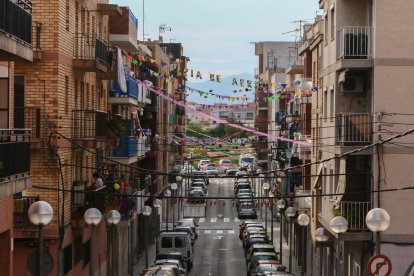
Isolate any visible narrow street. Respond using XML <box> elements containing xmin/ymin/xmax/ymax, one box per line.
<box><xmin>190</xmin><ymin>177</ymin><xmax>246</xmax><ymax>276</ymax></box>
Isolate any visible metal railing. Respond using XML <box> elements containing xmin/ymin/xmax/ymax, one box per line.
<box><xmin>73</xmin><ymin>33</ymin><xmax>109</xmax><ymax>63</ymax></box>
<box><xmin>0</xmin><ymin>0</ymin><xmax>32</xmax><ymax>45</ymax></box>
<box><xmin>72</xmin><ymin>183</ymin><xmax>117</xmax><ymax>214</ymax></box>
<box><xmin>340</xmin><ymin>201</ymin><xmax>371</xmax><ymax>231</ymax></box>
<box><xmin>72</xmin><ymin>110</ymin><xmax>108</xmax><ymax>139</ymax></box>
<box><xmin>14</xmin><ymin>107</ymin><xmax>42</xmax><ymax>139</ymax></box>
<box><xmin>338</xmin><ymin>26</ymin><xmax>372</xmax><ymax>60</ymax></box>
<box><xmin>337</xmin><ymin>113</ymin><xmax>372</xmax><ymax>145</ymax></box>
<box><xmin>0</xmin><ymin>129</ymin><xmax>30</xmax><ymax>178</ymax></box>
<box><xmin>13</xmin><ymin>195</ymin><xmax>38</xmax><ymax>229</ymax></box>
<box><xmin>112</xmin><ymin>136</ymin><xmax>138</xmax><ymax>157</ymax></box>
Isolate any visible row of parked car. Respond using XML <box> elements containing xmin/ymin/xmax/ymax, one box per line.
<box><xmin>188</xmin><ymin>171</ymin><xmax>209</xmax><ymax>203</ymax></box>
<box><xmin>234</xmin><ymin>178</ymin><xmax>257</xmax><ymax>219</ymax></box>
<box><xmin>142</xmin><ymin>218</ymin><xmax>199</xmax><ymax>275</ymax></box>
<box><xmin>239</xmin><ymin>221</ymin><xmax>290</xmax><ymax>276</ymax></box>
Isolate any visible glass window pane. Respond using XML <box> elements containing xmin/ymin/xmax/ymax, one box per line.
<box><xmin>0</xmin><ymin>79</ymin><xmax>9</xmax><ymax>109</ymax></box>
<box><xmin>174</xmin><ymin>237</ymin><xmax>186</xmax><ymax>248</ymax></box>
<box><xmin>161</xmin><ymin>237</ymin><xmax>173</xmax><ymax>248</ymax></box>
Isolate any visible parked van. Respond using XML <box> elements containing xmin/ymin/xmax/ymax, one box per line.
<box><xmin>159</xmin><ymin>232</ymin><xmax>193</xmax><ymax>270</ymax></box>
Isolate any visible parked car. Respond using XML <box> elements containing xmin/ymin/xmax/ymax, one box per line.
<box><xmin>153</xmin><ymin>259</ymin><xmax>187</xmax><ymax>275</ymax></box>
<box><xmin>236</xmin><ymin>170</ymin><xmax>248</xmax><ymax>177</ymax></box>
<box><xmin>218</xmin><ymin>159</ymin><xmax>232</xmax><ymax>173</ymax></box>
<box><xmin>225</xmin><ymin>168</ymin><xmax>239</xmax><ymax>176</ymax></box>
<box><xmin>142</xmin><ymin>265</ymin><xmax>178</xmax><ymax>276</ymax></box>
<box><xmin>243</xmin><ymin>236</ymin><xmax>270</xmax><ymax>252</ymax></box>
<box><xmin>239</xmin><ymin>221</ymin><xmax>263</xmax><ymax>239</ymax></box>
<box><xmin>197</xmin><ymin>159</ymin><xmax>211</xmax><ymax>170</ymax></box>
<box><xmin>250</xmin><ymin>261</ymin><xmax>287</xmax><ymax>276</ymax></box>
<box><xmin>190</xmin><ymin>182</ymin><xmax>207</xmax><ymax>193</ymax></box>
<box><xmin>156</xmin><ymin>252</ymin><xmax>187</xmax><ymax>270</ymax></box>
<box><xmin>176</xmin><ymin>218</ymin><xmax>199</xmax><ymax>239</ymax></box>
<box><xmin>238</xmin><ymin>202</ymin><xmax>258</xmax><ymax>219</ymax></box>
<box><xmin>246</xmin><ymin>244</ymin><xmax>277</xmax><ymax>264</ymax></box>
<box><xmin>158</xmin><ymin>232</ymin><xmax>193</xmax><ymax>269</ymax></box>
<box><xmin>174</xmin><ymin>227</ymin><xmax>195</xmax><ymax>245</ymax></box>
<box><xmin>205</xmin><ymin>165</ymin><xmax>219</xmax><ymax>176</ymax></box>
<box><xmin>188</xmin><ymin>190</ymin><xmax>206</xmax><ymax>203</ymax></box>
<box><xmin>247</xmin><ymin>252</ymin><xmax>279</xmax><ymax>273</ymax></box>
<box><xmin>192</xmin><ymin>171</ymin><xmax>209</xmax><ymax>185</ymax></box>
<box><xmin>235</xmin><ymin>183</ymin><xmax>253</xmax><ymax>194</ymax></box>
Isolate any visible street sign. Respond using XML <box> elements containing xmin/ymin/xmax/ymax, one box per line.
<box><xmin>368</xmin><ymin>254</ymin><xmax>392</xmax><ymax>276</ymax></box>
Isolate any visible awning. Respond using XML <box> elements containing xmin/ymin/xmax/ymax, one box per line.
<box><xmin>333</xmin><ymin>158</ymin><xmax>347</xmax><ymax>206</ymax></box>
<box><xmin>137</xmin><ymin>43</ymin><xmax>153</xmax><ymax>56</ymax></box>
<box><xmin>312</xmin><ymin>163</ymin><xmax>324</xmax><ymax>189</ymax></box>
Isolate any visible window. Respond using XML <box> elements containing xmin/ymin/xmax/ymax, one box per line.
<box><xmin>330</xmin><ymin>7</ymin><xmax>335</xmax><ymax>40</ymax></box>
<box><xmin>246</xmin><ymin>112</ymin><xmax>254</xmax><ymax>119</ymax></box>
<box><xmin>65</xmin><ymin>0</ymin><xmax>70</xmax><ymax>31</ymax></box>
<box><xmin>175</xmin><ymin>237</ymin><xmax>186</xmax><ymax>248</ymax></box>
<box><xmin>0</xmin><ymin>79</ymin><xmax>9</xmax><ymax>128</ymax></box>
<box><xmin>324</xmin><ymin>14</ymin><xmax>328</xmax><ymax>44</ymax></box>
<box><xmin>65</xmin><ymin>76</ymin><xmax>69</xmax><ymax>114</ymax></box>
<box><xmin>74</xmin><ymin>236</ymin><xmax>82</xmax><ymax>264</ymax></box>
<box><xmin>161</xmin><ymin>237</ymin><xmax>173</xmax><ymax>248</ymax></box>
<box><xmin>323</xmin><ymin>89</ymin><xmax>327</xmax><ymax>121</ymax></box>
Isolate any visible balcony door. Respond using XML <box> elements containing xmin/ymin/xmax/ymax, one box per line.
<box><xmin>0</xmin><ymin>78</ymin><xmax>8</xmax><ymax>128</ymax></box>
<box><xmin>13</xmin><ymin>75</ymin><xmax>25</xmax><ymax>129</ymax></box>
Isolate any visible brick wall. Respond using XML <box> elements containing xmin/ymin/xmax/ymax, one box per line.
<box><xmin>0</xmin><ymin>196</ymin><xmax>13</xmax><ymax>276</ymax></box>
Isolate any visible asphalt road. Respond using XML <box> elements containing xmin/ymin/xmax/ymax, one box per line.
<box><xmin>189</xmin><ymin>177</ymin><xmax>247</xmax><ymax>276</ymax></box>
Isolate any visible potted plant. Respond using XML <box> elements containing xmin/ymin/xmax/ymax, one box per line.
<box><xmin>106</xmin><ymin>117</ymin><xmax>126</xmax><ymax>144</ymax></box>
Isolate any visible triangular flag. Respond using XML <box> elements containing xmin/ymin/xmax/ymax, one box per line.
<box><xmin>230</xmin><ymin>97</ymin><xmax>235</xmax><ymax>102</ymax></box>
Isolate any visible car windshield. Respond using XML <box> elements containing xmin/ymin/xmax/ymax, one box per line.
<box><xmin>241</xmin><ymin>157</ymin><xmax>254</xmax><ymax>164</ymax></box>
<box><xmin>206</xmin><ymin>166</ymin><xmax>216</xmax><ymax>170</ymax></box>
<box><xmin>256</xmin><ymin>255</ymin><xmax>277</xmax><ymax>261</ymax></box>
<box><xmin>221</xmin><ymin>160</ymin><xmax>231</xmax><ymax>164</ymax></box>
<box><xmin>240</xmin><ymin>203</ymin><xmax>255</xmax><ymax>209</ymax></box>
<box><xmin>177</xmin><ymin>221</ymin><xmax>193</xmax><ymax>227</ymax></box>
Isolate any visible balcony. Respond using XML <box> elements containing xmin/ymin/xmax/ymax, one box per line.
<box><xmin>13</xmin><ymin>195</ymin><xmax>38</xmax><ymax>231</ymax></box>
<box><xmin>72</xmin><ymin>183</ymin><xmax>119</xmax><ymax>223</ymax></box>
<box><xmin>0</xmin><ymin>129</ymin><xmax>32</xmax><ymax>197</ymax></box>
<box><xmin>108</xmin><ymin>7</ymin><xmax>138</xmax><ymax>52</ymax></box>
<box><xmin>109</xmin><ymin>76</ymin><xmax>139</xmax><ymax>105</ymax></box>
<box><xmin>336</xmin><ymin>26</ymin><xmax>373</xmax><ymax>70</ymax></box>
<box><xmin>73</xmin><ymin>34</ymin><xmax>111</xmax><ymax>72</ymax></box>
<box><xmin>337</xmin><ymin>113</ymin><xmax>372</xmax><ymax>146</ymax></box>
<box><xmin>14</xmin><ymin>106</ymin><xmax>42</xmax><ymax>148</ymax></box>
<box><xmin>0</xmin><ymin>0</ymin><xmax>33</xmax><ymax>61</ymax></box>
<box><xmin>111</xmin><ymin>136</ymin><xmax>138</xmax><ymax>164</ymax></box>
<box><xmin>72</xmin><ymin>110</ymin><xmax>108</xmax><ymax>148</ymax></box>
<box><xmin>294</xmin><ymin>189</ymin><xmax>311</xmax><ymax>210</ymax></box>
<box><xmin>138</xmin><ymin>83</ymin><xmax>152</xmax><ymax>105</ymax></box>
<box><xmin>340</xmin><ymin>201</ymin><xmax>371</xmax><ymax>231</ymax></box>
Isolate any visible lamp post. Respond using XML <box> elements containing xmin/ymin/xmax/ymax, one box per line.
<box><xmin>365</xmin><ymin>208</ymin><xmax>390</xmax><ymax>255</ymax></box>
<box><xmin>84</xmin><ymin>208</ymin><xmax>103</xmax><ymax>276</ymax></box>
<box><xmin>153</xmin><ymin>199</ymin><xmax>162</xmax><ymax>257</ymax></box>
<box><xmin>259</xmin><ymin>174</ymin><xmax>265</xmax><ymax>218</ymax></box>
<box><xmin>142</xmin><ymin>206</ymin><xmax>152</xmax><ymax>268</ymax></box>
<box><xmin>176</xmin><ymin>176</ymin><xmax>183</xmax><ymax>220</ymax></box>
<box><xmin>285</xmin><ymin>206</ymin><xmax>297</xmax><ymax>273</ymax></box>
<box><xmin>164</xmin><ymin>190</ymin><xmax>171</xmax><ymax>231</ymax></box>
<box><xmin>170</xmin><ymin>183</ymin><xmax>178</xmax><ymax>229</ymax></box>
<box><xmin>106</xmin><ymin>210</ymin><xmax>121</xmax><ymax>276</ymax></box>
<box><xmin>263</xmin><ymin>182</ymin><xmax>270</xmax><ymax>234</ymax></box>
<box><xmin>28</xmin><ymin>201</ymin><xmax>53</xmax><ymax>276</ymax></box>
<box><xmin>330</xmin><ymin>216</ymin><xmax>348</xmax><ymax>276</ymax></box>
<box><xmin>297</xmin><ymin>214</ymin><xmax>310</xmax><ymax>276</ymax></box>
<box><xmin>276</xmin><ymin>199</ymin><xmax>286</xmax><ymax>263</ymax></box>
<box><xmin>315</xmin><ymin>227</ymin><xmax>330</xmax><ymax>276</ymax></box>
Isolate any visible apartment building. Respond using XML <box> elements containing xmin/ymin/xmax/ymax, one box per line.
<box><xmin>307</xmin><ymin>0</ymin><xmax>414</xmax><ymax>275</ymax></box>
<box><xmin>254</xmin><ymin>42</ymin><xmax>296</xmax><ymax>170</ymax></box>
<box><xmin>0</xmin><ymin>1</ymin><xmax>33</xmax><ymax>275</ymax></box>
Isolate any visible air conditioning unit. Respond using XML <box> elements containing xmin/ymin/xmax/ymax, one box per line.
<box><xmin>340</xmin><ymin>76</ymin><xmax>364</xmax><ymax>93</ymax></box>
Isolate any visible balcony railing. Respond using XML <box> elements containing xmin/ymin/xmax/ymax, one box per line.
<box><xmin>294</xmin><ymin>189</ymin><xmax>311</xmax><ymax>209</ymax></box>
<box><xmin>338</xmin><ymin>26</ymin><xmax>372</xmax><ymax>60</ymax></box>
<box><xmin>110</xmin><ymin>76</ymin><xmax>138</xmax><ymax>99</ymax></box>
<box><xmin>72</xmin><ymin>183</ymin><xmax>117</xmax><ymax>215</ymax></box>
<box><xmin>340</xmin><ymin>201</ymin><xmax>371</xmax><ymax>231</ymax></box>
<box><xmin>112</xmin><ymin>136</ymin><xmax>138</xmax><ymax>157</ymax></box>
<box><xmin>0</xmin><ymin>129</ymin><xmax>30</xmax><ymax>178</ymax></box>
<box><xmin>337</xmin><ymin>113</ymin><xmax>372</xmax><ymax>145</ymax></box>
<box><xmin>73</xmin><ymin>33</ymin><xmax>109</xmax><ymax>63</ymax></box>
<box><xmin>14</xmin><ymin>107</ymin><xmax>42</xmax><ymax>139</ymax></box>
<box><xmin>72</xmin><ymin>110</ymin><xmax>108</xmax><ymax>140</ymax></box>
<box><xmin>13</xmin><ymin>195</ymin><xmax>38</xmax><ymax>230</ymax></box>
<box><xmin>0</xmin><ymin>0</ymin><xmax>32</xmax><ymax>45</ymax></box>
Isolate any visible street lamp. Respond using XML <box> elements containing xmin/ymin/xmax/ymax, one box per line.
<box><xmin>84</xmin><ymin>208</ymin><xmax>103</xmax><ymax>276</ymax></box>
<box><xmin>330</xmin><ymin>216</ymin><xmax>348</xmax><ymax>276</ymax></box>
<box><xmin>315</xmin><ymin>228</ymin><xmax>330</xmax><ymax>276</ymax></box>
<box><xmin>106</xmin><ymin>210</ymin><xmax>121</xmax><ymax>276</ymax></box>
<box><xmin>142</xmin><ymin>205</ymin><xmax>152</xmax><ymax>268</ymax></box>
<box><xmin>297</xmin><ymin>214</ymin><xmax>310</xmax><ymax>276</ymax></box>
<box><xmin>176</xmin><ymin>176</ymin><xmax>183</xmax><ymax>220</ymax></box>
<box><xmin>276</xmin><ymin>199</ymin><xmax>286</xmax><ymax>263</ymax></box>
<box><xmin>164</xmin><ymin>189</ymin><xmax>171</xmax><ymax>231</ymax></box>
<box><xmin>170</xmin><ymin>183</ymin><xmax>178</xmax><ymax>229</ymax></box>
<box><xmin>285</xmin><ymin>206</ymin><xmax>297</xmax><ymax>273</ymax></box>
<box><xmin>262</xmin><ymin>182</ymin><xmax>270</xmax><ymax>234</ymax></box>
<box><xmin>259</xmin><ymin>174</ymin><xmax>265</xmax><ymax>218</ymax></box>
<box><xmin>365</xmin><ymin>208</ymin><xmax>391</xmax><ymax>254</ymax></box>
<box><xmin>153</xmin><ymin>199</ymin><xmax>162</xmax><ymax>257</ymax></box>
<box><xmin>28</xmin><ymin>201</ymin><xmax>53</xmax><ymax>276</ymax></box>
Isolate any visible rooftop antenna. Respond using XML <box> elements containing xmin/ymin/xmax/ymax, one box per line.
<box><xmin>159</xmin><ymin>24</ymin><xmax>172</xmax><ymax>43</ymax></box>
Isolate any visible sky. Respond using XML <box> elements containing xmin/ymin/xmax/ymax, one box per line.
<box><xmin>111</xmin><ymin>0</ymin><xmax>319</xmax><ymax>77</ymax></box>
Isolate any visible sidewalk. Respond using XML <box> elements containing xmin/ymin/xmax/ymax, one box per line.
<box><xmin>132</xmin><ymin>242</ymin><xmax>157</xmax><ymax>276</ymax></box>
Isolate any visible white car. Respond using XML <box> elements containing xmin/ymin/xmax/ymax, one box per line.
<box><xmin>198</xmin><ymin>159</ymin><xmax>211</xmax><ymax>170</ymax></box>
<box><xmin>205</xmin><ymin>165</ymin><xmax>219</xmax><ymax>176</ymax></box>
<box><xmin>217</xmin><ymin>159</ymin><xmax>232</xmax><ymax>173</ymax></box>
<box><xmin>236</xmin><ymin>170</ymin><xmax>248</xmax><ymax>176</ymax></box>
